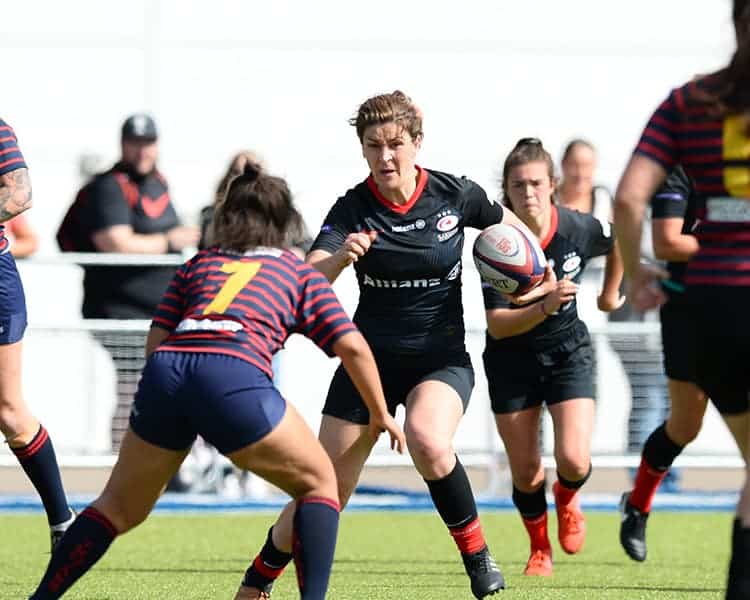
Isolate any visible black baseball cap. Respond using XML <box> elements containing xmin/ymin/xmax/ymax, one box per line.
<box><xmin>121</xmin><ymin>113</ymin><xmax>158</xmax><ymax>141</ymax></box>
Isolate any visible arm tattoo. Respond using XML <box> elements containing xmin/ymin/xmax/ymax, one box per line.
<box><xmin>0</xmin><ymin>168</ymin><xmax>32</xmax><ymax>223</ymax></box>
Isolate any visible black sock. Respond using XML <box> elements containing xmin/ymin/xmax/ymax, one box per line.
<box><xmin>557</xmin><ymin>463</ymin><xmax>592</xmax><ymax>490</ymax></box>
<box><xmin>243</xmin><ymin>526</ymin><xmax>293</xmax><ymax>588</ymax></box>
<box><xmin>642</xmin><ymin>423</ymin><xmax>683</xmax><ymax>471</ymax></box>
<box><xmin>425</xmin><ymin>457</ymin><xmax>487</xmax><ymax>555</ymax></box>
<box><xmin>11</xmin><ymin>425</ymin><xmax>71</xmax><ymax>525</ymax></box>
<box><xmin>727</xmin><ymin>518</ymin><xmax>750</xmax><ymax>599</ymax></box>
<box><xmin>30</xmin><ymin>507</ymin><xmax>118</xmax><ymax>599</ymax></box>
<box><xmin>512</xmin><ymin>483</ymin><xmax>547</xmax><ymax>520</ymax></box>
<box><xmin>292</xmin><ymin>496</ymin><xmax>340</xmax><ymax>600</ymax></box>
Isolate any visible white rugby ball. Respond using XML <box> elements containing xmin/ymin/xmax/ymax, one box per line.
<box><xmin>473</xmin><ymin>222</ymin><xmax>547</xmax><ymax>295</ymax></box>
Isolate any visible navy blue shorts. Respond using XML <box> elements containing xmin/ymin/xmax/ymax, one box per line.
<box><xmin>129</xmin><ymin>352</ymin><xmax>287</xmax><ymax>454</ymax></box>
<box><xmin>483</xmin><ymin>321</ymin><xmax>594</xmax><ymax>414</ymax></box>
<box><xmin>0</xmin><ymin>252</ymin><xmax>27</xmax><ymax>345</ymax></box>
<box><xmin>323</xmin><ymin>349</ymin><xmax>474</xmax><ymax>425</ymax></box>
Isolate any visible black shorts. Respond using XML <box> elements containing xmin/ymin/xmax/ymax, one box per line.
<box><xmin>483</xmin><ymin>321</ymin><xmax>594</xmax><ymax>414</ymax></box>
<box><xmin>688</xmin><ymin>288</ymin><xmax>750</xmax><ymax>415</ymax></box>
<box><xmin>322</xmin><ymin>349</ymin><xmax>474</xmax><ymax>425</ymax></box>
<box><xmin>659</xmin><ymin>294</ymin><xmax>697</xmax><ymax>382</ymax></box>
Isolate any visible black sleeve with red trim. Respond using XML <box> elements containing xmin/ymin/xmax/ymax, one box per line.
<box><xmin>81</xmin><ymin>174</ymin><xmax>132</xmax><ymax>234</ymax></box>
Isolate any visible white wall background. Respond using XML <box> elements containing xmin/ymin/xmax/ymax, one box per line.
<box><xmin>0</xmin><ymin>1</ymin><xmax>740</xmax><ymax>458</ymax></box>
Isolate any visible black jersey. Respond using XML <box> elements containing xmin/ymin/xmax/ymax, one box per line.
<box><xmin>649</xmin><ymin>166</ymin><xmax>698</xmax><ymax>285</ymax></box>
<box><xmin>310</xmin><ymin>167</ymin><xmax>503</xmax><ymax>354</ymax></box>
<box><xmin>73</xmin><ymin>163</ymin><xmax>181</xmax><ymax>318</ymax></box>
<box><xmin>483</xmin><ymin>205</ymin><xmax>614</xmax><ymax>351</ymax></box>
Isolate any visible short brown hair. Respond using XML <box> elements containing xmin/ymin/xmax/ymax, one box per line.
<box><xmin>501</xmin><ymin>138</ymin><xmax>556</xmax><ymax>206</ymax></box>
<box><xmin>212</xmin><ymin>161</ymin><xmax>301</xmax><ymax>252</ymax></box>
<box><xmin>350</xmin><ymin>90</ymin><xmax>423</xmax><ymax>142</ymax></box>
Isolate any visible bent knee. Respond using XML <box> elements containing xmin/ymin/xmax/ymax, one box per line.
<box><xmin>289</xmin><ymin>459</ymin><xmax>338</xmax><ymax>501</ymax></box>
<box><xmin>405</xmin><ymin>430</ymin><xmax>453</xmax><ymax>471</ymax></box>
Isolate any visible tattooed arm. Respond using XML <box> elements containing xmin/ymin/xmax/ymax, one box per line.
<box><xmin>0</xmin><ymin>168</ymin><xmax>32</xmax><ymax>223</ymax></box>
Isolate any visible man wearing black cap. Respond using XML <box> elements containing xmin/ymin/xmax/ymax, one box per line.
<box><xmin>56</xmin><ymin>113</ymin><xmax>199</xmax><ymax>448</ymax></box>
<box><xmin>58</xmin><ymin>113</ymin><xmax>199</xmax><ymax>317</ymax></box>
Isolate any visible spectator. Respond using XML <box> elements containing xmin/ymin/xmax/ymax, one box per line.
<box><xmin>57</xmin><ymin>113</ymin><xmax>199</xmax><ymax>318</ymax></box>
<box><xmin>5</xmin><ymin>213</ymin><xmax>39</xmax><ymax>258</ymax></box>
<box><xmin>199</xmin><ymin>151</ymin><xmax>312</xmax><ymax>259</ymax></box>
<box><xmin>56</xmin><ymin>113</ymin><xmax>199</xmax><ymax>449</ymax></box>
<box><xmin>558</xmin><ymin>139</ymin><xmax>677</xmax><ymax>491</ymax></box>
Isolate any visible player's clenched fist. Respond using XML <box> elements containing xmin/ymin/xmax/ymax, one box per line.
<box><xmin>336</xmin><ymin>230</ymin><xmax>377</xmax><ymax>267</ymax></box>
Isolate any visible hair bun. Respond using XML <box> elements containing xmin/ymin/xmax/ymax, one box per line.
<box><xmin>242</xmin><ymin>160</ymin><xmax>262</xmax><ymax>181</ymax></box>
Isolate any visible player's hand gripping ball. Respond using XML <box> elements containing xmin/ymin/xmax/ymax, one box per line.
<box><xmin>473</xmin><ymin>223</ymin><xmax>547</xmax><ymax>295</ymax></box>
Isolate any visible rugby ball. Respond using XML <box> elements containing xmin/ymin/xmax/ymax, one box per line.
<box><xmin>473</xmin><ymin>223</ymin><xmax>547</xmax><ymax>295</ymax></box>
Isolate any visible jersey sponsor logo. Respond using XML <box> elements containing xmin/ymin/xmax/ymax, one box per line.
<box><xmin>362</xmin><ymin>273</ymin><xmax>441</xmax><ymax>288</ymax></box>
<box><xmin>446</xmin><ymin>261</ymin><xmax>461</xmax><ymax>280</ymax></box>
<box><xmin>437</xmin><ymin>228</ymin><xmax>459</xmax><ymax>242</ymax></box>
<box><xmin>706</xmin><ymin>196</ymin><xmax>750</xmax><ymax>222</ymax></box>
<box><xmin>436</xmin><ymin>214</ymin><xmax>459</xmax><ymax>232</ymax></box>
<box><xmin>141</xmin><ymin>192</ymin><xmax>170</xmax><ymax>218</ymax></box>
<box><xmin>562</xmin><ymin>254</ymin><xmax>581</xmax><ymax>274</ymax></box>
<box><xmin>175</xmin><ymin>318</ymin><xmax>243</xmax><ymax>333</ymax></box>
<box><xmin>391</xmin><ymin>219</ymin><xmax>426</xmax><ymax>233</ymax></box>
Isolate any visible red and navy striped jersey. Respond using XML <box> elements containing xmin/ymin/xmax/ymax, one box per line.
<box><xmin>635</xmin><ymin>78</ymin><xmax>750</xmax><ymax>286</ymax></box>
<box><xmin>0</xmin><ymin>119</ymin><xmax>28</xmax><ymax>254</ymax></box>
<box><xmin>151</xmin><ymin>247</ymin><xmax>357</xmax><ymax>377</ymax></box>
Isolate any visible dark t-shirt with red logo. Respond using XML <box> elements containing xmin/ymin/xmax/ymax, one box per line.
<box><xmin>80</xmin><ymin>162</ymin><xmax>181</xmax><ymax>318</ymax></box>
<box><xmin>310</xmin><ymin>167</ymin><xmax>503</xmax><ymax>354</ymax></box>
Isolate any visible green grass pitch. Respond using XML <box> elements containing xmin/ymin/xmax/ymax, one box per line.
<box><xmin>3</xmin><ymin>511</ymin><xmax>729</xmax><ymax>599</ymax></box>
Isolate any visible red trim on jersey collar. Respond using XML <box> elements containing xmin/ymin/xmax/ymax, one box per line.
<box><xmin>366</xmin><ymin>165</ymin><xmax>429</xmax><ymax>215</ymax></box>
<box><xmin>540</xmin><ymin>204</ymin><xmax>558</xmax><ymax>250</ymax></box>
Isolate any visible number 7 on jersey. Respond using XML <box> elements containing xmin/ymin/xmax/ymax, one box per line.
<box><xmin>202</xmin><ymin>261</ymin><xmax>262</xmax><ymax>315</ymax></box>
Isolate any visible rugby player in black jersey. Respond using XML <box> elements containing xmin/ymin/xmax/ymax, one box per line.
<box><xmin>481</xmin><ymin>139</ymin><xmax>623</xmax><ymax>577</ymax></box>
<box><xmin>619</xmin><ymin>167</ymin><xmax>709</xmax><ymax>562</ymax></box>
<box><xmin>240</xmin><ymin>91</ymin><xmax>544</xmax><ymax>599</ymax></box>
<box><xmin>615</xmin><ymin>2</ymin><xmax>750</xmax><ymax>595</ymax></box>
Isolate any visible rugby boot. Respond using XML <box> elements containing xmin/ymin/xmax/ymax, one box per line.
<box><xmin>49</xmin><ymin>507</ymin><xmax>76</xmax><ymax>552</ymax></box>
<box><xmin>619</xmin><ymin>492</ymin><xmax>648</xmax><ymax>562</ymax></box>
<box><xmin>462</xmin><ymin>545</ymin><xmax>505</xmax><ymax>598</ymax></box>
<box><xmin>523</xmin><ymin>548</ymin><xmax>553</xmax><ymax>577</ymax></box>
<box><xmin>553</xmin><ymin>481</ymin><xmax>586</xmax><ymax>554</ymax></box>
